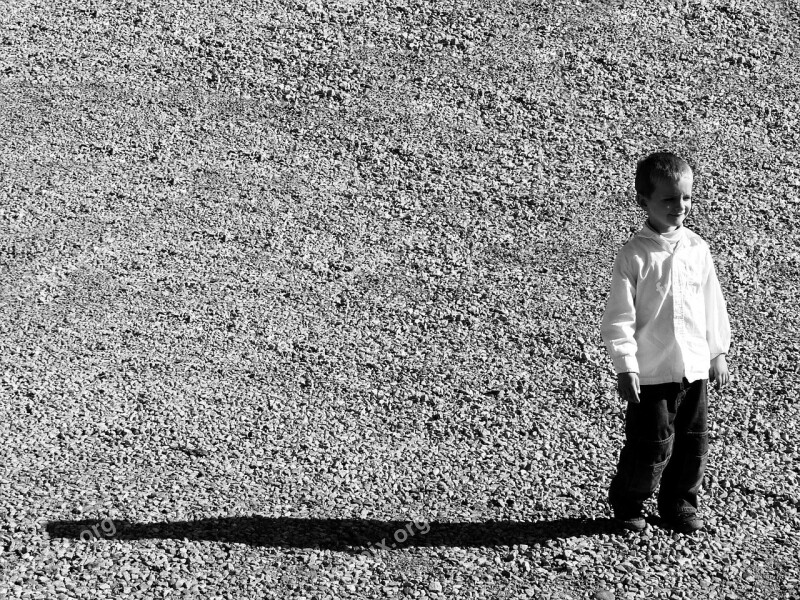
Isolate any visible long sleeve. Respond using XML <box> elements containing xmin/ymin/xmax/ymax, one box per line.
<box><xmin>703</xmin><ymin>252</ymin><xmax>731</xmax><ymax>359</ymax></box>
<box><xmin>601</xmin><ymin>249</ymin><xmax>639</xmax><ymax>374</ymax></box>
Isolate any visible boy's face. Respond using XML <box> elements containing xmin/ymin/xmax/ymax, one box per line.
<box><xmin>638</xmin><ymin>170</ymin><xmax>693</xmax><ymax>233</ymax></box>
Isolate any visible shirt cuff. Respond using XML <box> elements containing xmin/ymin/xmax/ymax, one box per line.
<box><xmin>613</xmin><ymin>355</ymin><xmax>639</xmax><ymax>374</ymax></box>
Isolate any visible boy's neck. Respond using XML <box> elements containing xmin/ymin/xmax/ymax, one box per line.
<box><xmin>646</xmin><ymin>219</ymin><xmax>682</xmax><ymax>235</ymax></box>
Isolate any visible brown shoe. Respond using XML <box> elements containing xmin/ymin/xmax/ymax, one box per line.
<box><xmin>614</xmin><ymin>510</ymin><xmax>647</xmax><ymax>532</ymax></box>
<box><xmin>665</xmin><ymin>512</ymin><xmax>704</xmax><ymax>534</ymax></box>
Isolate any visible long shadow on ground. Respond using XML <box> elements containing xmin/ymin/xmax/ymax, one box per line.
<box><xmin>46</xmin><ymin>517</ymin><xmax>620</xmax><ymax>550</ymax></box>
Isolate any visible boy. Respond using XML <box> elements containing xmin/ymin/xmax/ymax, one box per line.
<box><xmin>601</xmin><ymin>151</ymin><xmax>731</xmax><ymax>534</ymax></box>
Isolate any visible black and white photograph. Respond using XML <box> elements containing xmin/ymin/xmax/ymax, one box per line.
<box><xmin>1</xmin><ymin>0</ymin><xmax>799</xmax><ymax>598</ymax></box>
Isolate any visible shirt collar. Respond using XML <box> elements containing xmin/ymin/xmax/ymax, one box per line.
<box><xmin>635</xmin><ymin>221</ymin><xmax>687</xmax><ymax>251</ymax></box>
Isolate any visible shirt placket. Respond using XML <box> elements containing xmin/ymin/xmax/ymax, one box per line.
<box><xmin>672</xmin><ymin>247</ymin><xmax>687</xmax><ymax>378</ymax></box>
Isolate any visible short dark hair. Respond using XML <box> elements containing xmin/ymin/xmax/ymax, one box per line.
<box><xmin>635</xmin><ymin>152</ymin><xmax>692</xmax><ymax>199</ymax></box>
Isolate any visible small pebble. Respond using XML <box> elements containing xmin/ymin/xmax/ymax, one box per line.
<box><xmin>428</xmin><ymin>581</ymin><xmax>443</xmax><ymax>593</ymax></box>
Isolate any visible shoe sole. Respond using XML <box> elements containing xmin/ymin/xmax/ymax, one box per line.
<box><xmin>614</xmin><ymin>519</ymin><xmax>647</xmax><ymax>532</ymax></box>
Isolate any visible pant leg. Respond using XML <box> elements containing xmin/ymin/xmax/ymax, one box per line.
<box><xmin>609</xmin><ymin>382</ymin><xmax>680</xmax><ymax>514</ymax></box>
<box><xmin>657</xmin><ymin>378</ymin><xmax>709</xmax><ymax>516</ymax></box>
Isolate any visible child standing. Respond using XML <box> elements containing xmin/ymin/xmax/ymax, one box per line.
<box><xmin>601</xmin><ymin>152</ymin><xmax>731</xmax><ymax>533</ymax></box>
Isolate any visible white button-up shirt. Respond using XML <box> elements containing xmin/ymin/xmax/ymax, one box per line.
<box><xmin>601</xmin><ymin>223</ymin><xmax>731</xmax><ymax>385</ymax></box>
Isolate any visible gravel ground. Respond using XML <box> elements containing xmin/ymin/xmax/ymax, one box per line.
<box><xmin>1</xmin><ymin>0</ymin><xmax>800</xmax><ymax>598</ymax></box>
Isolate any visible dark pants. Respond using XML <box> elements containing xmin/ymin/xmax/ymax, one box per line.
<box><xmin>609</xmin><ymin>378</ymin><xmax>709</xmax><ymax>518</ymax></box>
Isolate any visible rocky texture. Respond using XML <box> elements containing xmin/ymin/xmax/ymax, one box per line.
<box><xmin>1</xmin><ymin>0</ymin><xmax>799</xmax><ymax>598</ymax></box>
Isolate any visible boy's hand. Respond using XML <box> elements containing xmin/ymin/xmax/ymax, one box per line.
<box><xmin>617</xmin><ymin>372</ymin><xmax>641</xmax><ymax>404</ymax></box>
<box><xmin>710</xmin><ymin>354</ymin><xmax>729</xmax><ymax>389</ymax></box>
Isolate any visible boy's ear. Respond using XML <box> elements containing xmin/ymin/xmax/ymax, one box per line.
<box><xmin>635</xmin><ymin>193</ymin><xmax>648</xmax><ymax>208</ymax></box>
